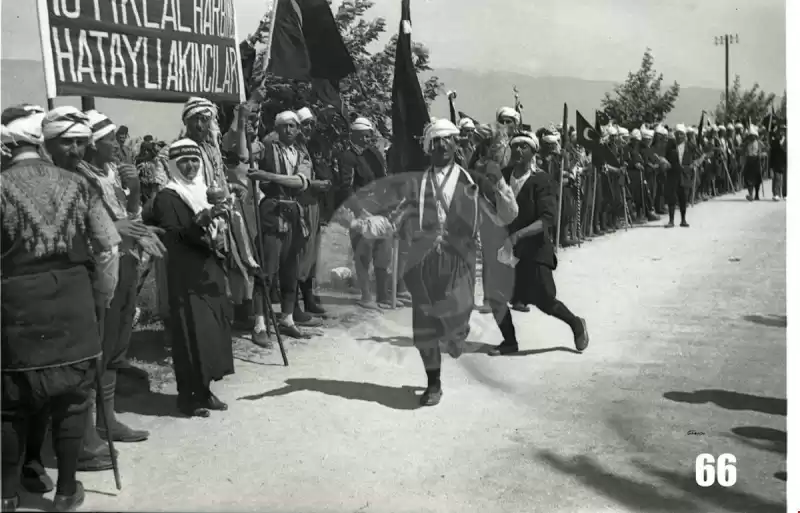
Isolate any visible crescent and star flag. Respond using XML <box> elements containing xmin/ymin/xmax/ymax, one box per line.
<box><xmin>391</xmin><ymin>0</ymin><xmax>431</xmax><ymax>174</ymax></box>
<box><xmin>698</xmin><ymin>111</ymin><xmax>706</xmax><ymax>139</ymax></box>
<box><xmin>579</xmin><ymin>110</ymin><xmax>619</xmax><ymax>167</ymax></box>
<box><xmin>267</xmin><ymin>0</ymin><xmax>356</xmax><ymax>109</ymax></box>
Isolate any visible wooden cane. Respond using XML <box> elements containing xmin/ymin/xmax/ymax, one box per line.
<box><xmin>589</xmin><ymin>165</ymin><xmax>597</xmax><ymax>237</ymax></box>
<box><xmin>575</xmin><ymin>173</ymin><xmax>582</xmax><ymax>247</ymax></box>
<box><xmin>390</xmin><ymin>237</ymin><xmax>399</xmax><ymax>309</ymax></box>
<box><xmin>621</xmin><ymin>171</ymin><xmax>629</xmax><ymax>231</ymax></box>
<box><xmin>247</xmin><ymin>140</ymin><xmax>289</xmax><ymax>366</ymax></box>
<box><xmin>94</xmin><ymin>357</ymin><xmax>122</xmax><ymax>490</ymax></box>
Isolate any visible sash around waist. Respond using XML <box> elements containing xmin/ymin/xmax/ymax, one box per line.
<box><xmin>2</xmin><ymin>265</ymin><xmax>101</xmax><ymax>371</ymax></box>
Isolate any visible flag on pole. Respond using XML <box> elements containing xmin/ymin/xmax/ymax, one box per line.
<box><xmin>595</xmin><ymin>111</ymin><xmax>611</xmax><ymax>132</ymax></box>
<box><xmin>390</xmin><ymin>0</ymin><xmax>430</xmax><ymax>174</ymax></box>
<box><xmin>267</xmin><ymin>0</ymin><xmax>356</xmax><ymax>108</ymax></box>
<box><xmin>458</xmin><ymin>111</ymin><xmax>479</xmax><ymax>125</ymax></box>
<box><xmin>579</xmin><ymin>110</ymin><xmax>619</xmax><ymax>167</ymax></box>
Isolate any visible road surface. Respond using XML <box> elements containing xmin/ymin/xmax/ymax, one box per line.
<box><xmin>23</xmin><ymin>187</ymin><xmax>787</xmax><ymax>512</ymax></box>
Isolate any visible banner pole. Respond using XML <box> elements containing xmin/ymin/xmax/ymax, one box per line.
<box><xmin>35</xmin><ymin>0</ymin><xmax>57</xmax><ymax>106</ymax></box>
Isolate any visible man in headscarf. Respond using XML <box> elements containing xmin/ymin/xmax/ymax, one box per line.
<box><xmin>75</xmin><ymin>110</ymin><xmax>167</xmax><ymax>471</ymax></box>
<box><xmin>2</xmin><ymin>106</ymin><xmax>121</xmax><ymax>510</ymax></box>
<box><xmin>249</xmin><ymin>111</ymin><xmax>315</xmax><ymax>339</ymax></box>
<box><xmin>113</xmin><ymin>125</ymin><xmax>132</xmax><ymax>164</ymax></box>
<box><xmin>651</xmin><ymin>124</ymin><xmax>670</xmax><ymax>214</ymax></box>
<box><xmin>398</xmin><ymin>118</ymin><xmax>518</xmax><ymax>406</ymax></box>
<box><xmin>337</xmin><ymin>117</ymin><xmax>395</xmax><ymax>309</ymax></box>
<box><xmin>183</xmin><ymin>97</ymin><xmax>261</xmax><ymax>337</ymax></box>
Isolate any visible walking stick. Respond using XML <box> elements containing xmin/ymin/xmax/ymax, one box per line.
<box><xmin>589</xmin><ymin>165</ymin><xmax>597</xmax><ymax>237</ymax></box>
<box><xmin>247</xmin><ymin>140</ymin><xmax>289</xmax><ymax>366</ymax></box>
<box><xmin>639</xmin><ymin>167</ymin><xmax>646</xmax><ymax>219</ymax></box>
<box><xmin>575</xmin><ymin>173</ymin><xmax>582</xmax><ymax>247</ymax></box>
<box><xmin>94</xmin><ymin>357</ymin><xmax>122</xmax><ymax>490</ymax></box>
<box><xmin>390</xmin><ymin>237</ymin><xmax>399</xmax><ymax>309</ymax></box>
<box><xmin>621</xmin><ymin>177</ymin><xmax>629</xmax><ymax>230</ymax></box>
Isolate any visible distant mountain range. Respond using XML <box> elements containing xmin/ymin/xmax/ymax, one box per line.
<box><xmin>2</xmin><ymin>59</ymin><xmax>726</xmax><ymax>139</ymax></box>
<box><xmin>423</xmin><ymin>68</ymin><xmax>726</xmax><ymax>129</ymax></box>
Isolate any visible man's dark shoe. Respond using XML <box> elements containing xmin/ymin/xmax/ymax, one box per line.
<box><xmin>574</xmin><ymin>317</ymin><xmax>589</xmax><ymax>352</ymax></box>
<box><xmin>511</xmin><ymin>303</ymin><xmax>530</xmax><ymax>312</ymax></box>
<box><xmin>419</xmin><ymin>387</ymin><xmax>442</xmax><ymax>407</ymax></box>
<box><xmin>21</xmin><ymin>461</ymin><xmax>54</xmax><ymax>493</ymax></box>
<box><xmin>279</xmin><ymin>323</ymin><xmax>308</xmax><ymax>339</ymax></box>
<box><xmin>53</xmin><ymin>482</ymin><xmax>85</xmax><ymax>512</ymax></box>
<box><xmin>293</xmin><ymin>309</ymin><xmax>322</xmax><ymax>327</ymax></box>
<box><xmin>680</xmin><ymin>221</ymin><xmax>690</xmax><ymax>228</ymax></box>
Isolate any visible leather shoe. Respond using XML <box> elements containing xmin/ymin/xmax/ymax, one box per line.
<box><xmin>21</xmin><ymin>461</ymin><xmax>54</xmax><ymax>493</ymax></box>
<box><xmin>53</xmin><ymin>482</ymin><xmax>85</xmax><ymax>512</ymax></box>
<box><xmin>419</xmin><ymin>387</ymin><xmax>442</xmax><ymax>407</ymax></box>
<box><xmin>98</xmin><ymin>421</ymin><xmax>149</xmax><ymax>443</ymax></box>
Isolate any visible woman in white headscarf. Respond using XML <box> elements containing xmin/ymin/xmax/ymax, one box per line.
<box><xmin>149</xmin><ymin>139</ymin><xmax>235</xmax><ymax>418</ymax></box>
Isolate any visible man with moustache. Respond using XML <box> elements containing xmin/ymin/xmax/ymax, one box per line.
<box><xmin>76</xmin><ymin>110</ymin><xmax>167</xmax><ymax>472</ymax></box>
<box><xmin>400</xmin><ymin>119</ymin><xmax>517</xmax><ymax>406</ymax></box>
<box><xmin>1</xmin><ymin>106</ymin><xmax>121</xmax><ymax>511</ymax></box>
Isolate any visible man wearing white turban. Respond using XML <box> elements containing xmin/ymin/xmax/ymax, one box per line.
<box><xmin>77</xmin><ymin>110</ymin><xmax>172</xmax><ymax>470</ymax></box>
<box><xmin>401</xmin><ymin>118</ymin><xmax>518</xmax><ymax>406</ymax></box>
<box><xmin>742</xmin><ymin>125</ymin><xmax>763</xmax><ymax>200</ymax></box>
<box><xmin>487</xmin><ymin>128</ymin><xmax>589</xmax><ymax>357</ymax></box>
<box><xmin>337</xmin><ymin>116</ymin><xmax>395</xmax><ymax>309</ymax></box>
<box><xmin>664</xmin><ymin>123</ymin><xmax>700</xmax><ymax>227</ymax></box>
<box><xmin>248</xmin><ymin>109</ymin><xmax>315</xmax><ymax>339</ymax></box>
<box><xmin>2</xmin><ymin>105</ymin><xmax>121</xmax><ymax>510</ymax></box>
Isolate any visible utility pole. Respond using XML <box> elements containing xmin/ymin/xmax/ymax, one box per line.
<box><xmin>715</xmin><ymin>33</ymin><xmax>739</xmax><ymax>122</ymax></box>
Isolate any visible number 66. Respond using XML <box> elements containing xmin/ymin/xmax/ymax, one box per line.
<box><xmin>695</xmin><ymin>453</ymin><xmax>737</xmax><ymax>487</ymax></box>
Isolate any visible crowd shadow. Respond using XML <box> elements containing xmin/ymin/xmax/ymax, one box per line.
<box><xmin>742</xmin><ymin>314</ymin><xmax>787</xmax><ymax>328</ymax></box>
<box><xmin>357</xmin><ymin>335</ymin><xmax>497</xmax><ymax>355</ymax></box>
<box><xmin>630</xmin><ymin>458</ymin><xmax>785</xmax><ymax>513</ymax></box>
<box><xmin>237</xmin><ymin>378</ymin><xmax>425</xmax><ymax>410</ymax></box>
<box><xmin>537</xmin><ymin>450</ymin><xmax>697</xmax><ymax>512</ymax></box>
<box><xmin>730</xmin><ymin>426</ymin><xmax>787</xmax><ymax>455</ymax></box>
<box><xmin>127</xmin><ymin>329</ymin><xmax>171</xmax><ymax>366</ymax></box>
<box><xmin>536</xmin><ymin>450</ymin><xmax>785</xmax><ymax>513</ymax></box>
<box><xmin>663</xmin><ymin>389</ymin><xmax>787</xmax><ymax>416</ymax></box>
<box><xmin>507</xmin><ymin>346</ymin><xmax>581</xmax><ymax>357</ymax></box>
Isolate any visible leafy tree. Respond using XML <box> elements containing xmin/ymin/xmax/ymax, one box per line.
<box><xmin>713</xmin><ymin>75</ymin><xmax>777</xmax><ymax>124</ymax></box>
<box><xmin>600</xmin><ymin>48</ymin><xmax>681</xmax><ymax>127</ymax></box>
<box><xmin>247</xmin><ymin>0</ymin><xmax>444</xmax><ymax>144</ymax></box>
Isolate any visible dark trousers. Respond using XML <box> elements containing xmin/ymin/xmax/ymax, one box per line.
<box><xmin>2</xmin><ymin>362</ymin><xmax>95</xmax><ymax>498</ymax></box>
<box><xmin>666</xmin><ymin>179</ymin><xmax>688</xmax><ymax>222</ymax></box>
<box><xmin>491</xmin><ymin>263</ymin><xmax>579</xmax><ymax>345</ymax></box>
<box><xmin>254</xmin><ymin>229</ymin><xmax>301</xmax><ymax>318</ymax></box>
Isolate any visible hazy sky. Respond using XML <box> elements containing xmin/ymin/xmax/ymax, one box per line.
<box><xmin>2</xmin><ymin>0</ymin><xmax>786</xmax><ymax>93</ymax></box>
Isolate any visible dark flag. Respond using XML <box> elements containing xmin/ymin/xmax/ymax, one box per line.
<box><xmin>595</xmin><ymin>110</ymin><xmax>611</xmax><ymax>132</ymax></box>
<box><xmin>697</xmin><ymin>111</ymin><xmax>706</xmax><ymax>139</ymax></box>
<box><xmin>268</xmin><ymin>0</ymin><xmax>356</xmax><ymax>108</ymax></box>
<box><xmin>458</xmin><ymin>111</ymin><xmax>479</xmax><ymax>125</ymax></box>
<box><xmin>579</xmin><ymin>109</ymin><xmax>619</xmax><ymax>167</ymax></box>
<box><xmin>390</xmin><ymin>0</ymin><xmax>430</xmax><ymax>174</ymax></box>
<box><xmin>448</xmin><ymin>93</ymin><xmax>457</xmax><ymax>124</ymax></box>
<box><xmin>576</xmin><ymin>110</ymin><xmax>600</xmax><ymax>149</ymax></box>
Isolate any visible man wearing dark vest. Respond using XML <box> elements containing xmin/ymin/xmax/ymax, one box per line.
<box><xmin>1</xmin><ymin>106</ymin><xmax>121</xmax><ymax>511</ymax></box>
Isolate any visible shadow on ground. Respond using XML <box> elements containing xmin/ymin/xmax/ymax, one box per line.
<box><xmin>357</xmin><ymin>336</ymin><xmax>497</xmax><ymax>355</ymax></box>
<box><xmin>237</xmin><ymin>378</ymin><xmax>425</xmax><ymax>410</ymax></box>
<box><xmin>536</xmin><ymin>450</ymin><xmax>785</xmax><ymax>513</ymax></box>
<box><xmin>742</xmin><ymin>314</ymin><xmax>787</xmax><ymax>328</ymax></box>
<box><xmin>115</xmin><ymin>391</ymin><xmax>184</xmax><ymax>419</ymax></box>
<box><xmin>730</xmin><ymin>426</ymin><xmax>787</xmax><ymax>455</ymax></box>
<box><xmin>663</xmin><ymin>390</ymin><xmax>787</xmax><ymax>416</ymax></box>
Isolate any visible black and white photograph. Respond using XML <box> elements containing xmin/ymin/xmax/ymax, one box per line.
<box><xmin>0</xmin><ymin>0</ymin><xmax>792</xmax><ymax>511</ymax></box>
